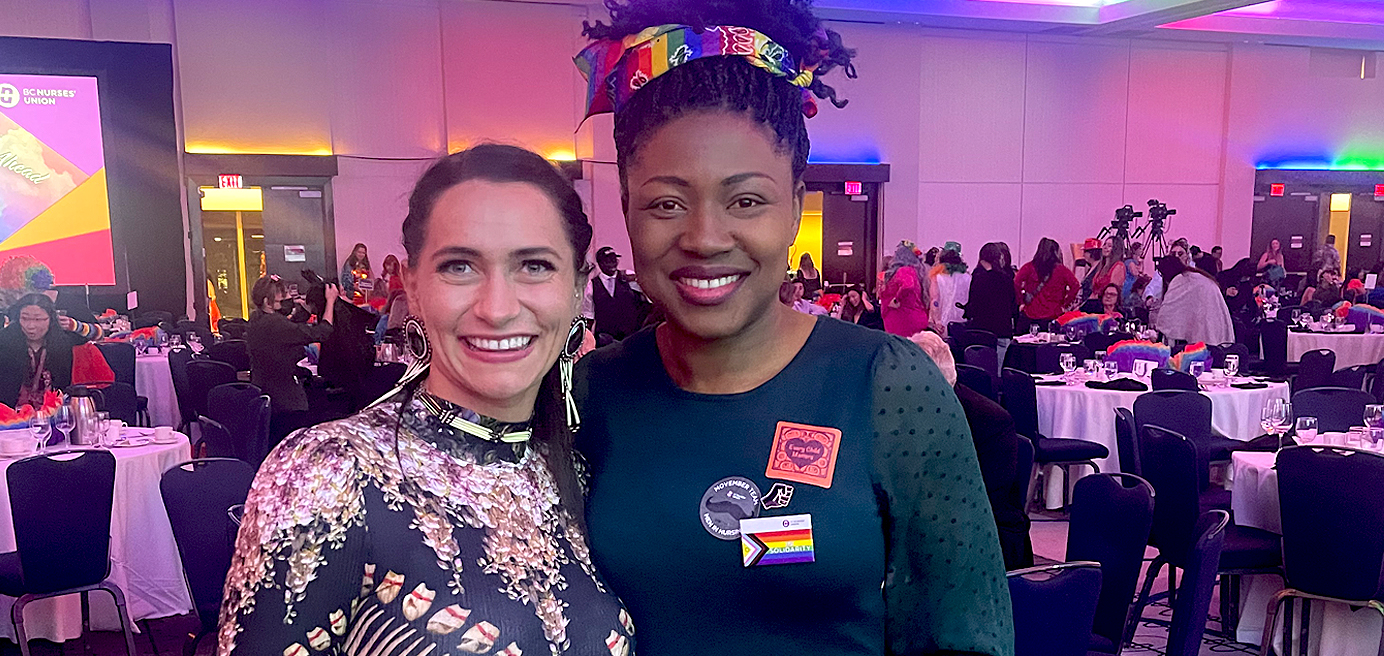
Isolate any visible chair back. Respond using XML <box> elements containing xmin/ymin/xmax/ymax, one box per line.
<box><xmin>7</xmin><ymin>449</ymin><xmax>116</xmax><ymax>594</ymax></box>
<box><xmin>1277</xmin><ymin>446</ymin><xmax>1384</xmax><ymax>601</ymax></box>
<box><xmin>1085</xmin><ymin>331</ymin><xmax>1134</xmax><ymax>356</ymax></box>
<box><xmin>1151</xmin><ymin>368</ymin><xmax>1198</xmax><ymax>391</ymax></box>
<box><xmin>1114</xmin><ymin>407</ymin><xmax>1140</xmax><ymax>475</ymax></box>
<box><xmin>1371</xmin><ymin>360</ymin><xmax>1384</xmax><ymax>403</ymax></box>
<box><xmin>94</xmin><ymin>342</ymin><xmax>136</xmax><ymax>386</ymax></box>
<box><xmin>204</xmin><ymin>339</ymin><xmax>251</xmax><ymax>372</ymax></box>
<box><xmin>93</xmin><ymin>381</ymin><xmax>140</xmax><ymax>425</ymax></box>
<box><xmin>173</xmin><ymin>320</ymin><xmax>215</xmax><ymax>349</ymax></box>
<box><xmin>1211</xmin><ymin>342</ymin><xmax>1250</xmax><ymax>369</ymax></box>
<box><xmin>1296</xmin><ymin>349</ymin><xmax>1337</xmax><ymax>391</ymax></box>
<box><xmin>168</xmin><ymin>347</ymin><xmax>197</xmax><ymax>427</ymax></box>
<box><xmin>160</xmin><ymin>458</ymin><xmax>255</xmax><ymax>631</ymax></box>
<box><xmin>217</xmin><ymin>318</ymin><xmax>248</xmax><ymax>340</ymax></box>
<box><xmin>947</xmin><ymin>321</ymin><xmax>969</xmax><ymax>339</ymax></box>
<box><xmin>197</xmin><ymin>416</ymin><xmax>238</xmax><ymax>460</ymax></box>
<box><xmin>964</xmin><ymin>345</ymin><xmax>1000</xmax><ymax>378</ymax></box>
<box><xmin>958</xmin><ymin>329</ymin><xmax>998</xmax><ymax>351</ymax></box>
<box><xmin>1259</xmin><ymin>319</ymin><xmax>1289</xmax><ymax>375</ymax></box>
<box><xmin>1291</xmin><ymin>387</ymin><xmax>1375</xmax><ymax>434</ymax></box>
<box><xmin>1001</xmin><ymin>368</ymin><xmax>1041</xmax><ymax>440</ymax></box>
<box><xmin>956</xmin><ymin>364</ymin><xmax>997</xmax><ymax>401</ymax></box>
<box><xmin>1008</xmin><ymin>562</ymin><xmax>1104</xmax><ymax>656</ymax></box>
<box><xmin>186</xmin><ymin>359</ymin><xmax>238</xmax><ymax>421</ymax></box>
<box><xmin>134</xmin><ymin>310</ymin><xmax>173</xmax><ymax>330</ymax></box>
<box><xmin>1067</xmin><ymin>473</ymin><xmax>1155</xmax><ymax>649</ymax></box>
<box><xmin>1013</xmin><ymin>435</ymin><xmax>1034</xmax><ymax>513</ymax></box>
<box><xmin>1329</xmin><ymin>365</ymin><xmax>1369</xmax><ymax>391</ymax></box>
<box><xmin>1165</xmin><ymin>510</ymin><xmax>1230</xmax><ymax>656</ymax></box>
<box><xmin>1133</xmin><ymin>391</ymin><xmax>1214</xmax><ymax>465</ymax></box>
<box><xmin>1138</xmin><ymin>425</ymin><xmax>1202</xmax><ymax>567</ymax></box>
<box><xmin>205</xmin><ymin>383</ymin><xmax>270</xmax><ymax>462</ymax></box>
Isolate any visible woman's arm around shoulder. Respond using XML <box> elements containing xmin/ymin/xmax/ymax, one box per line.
<box><xmin>218</xmin><ymin>428</ymin><xmax>369</xmax><ymax>656</ymax></box>
<box><xmin>870</xmin><ymin>336</ymin><xmax>1014</xmax><ymax>656</ymax></box>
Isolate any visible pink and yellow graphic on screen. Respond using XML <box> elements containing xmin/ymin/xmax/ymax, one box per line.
<box><xmin>0</xmin><ymin>73</ymin><xmax>113</xmax><ymax>285</ymax></box>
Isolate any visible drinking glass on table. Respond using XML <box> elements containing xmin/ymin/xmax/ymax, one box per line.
<box><xmin>1189</xmin><ymin>361</ymin><xmax>1206</xmax><ymax>378</ymax></box>
<box><xmin>1029</xmin><ymin>324</ymin><xmax>1040</xmax><ymax>338</ymax></box>
<box><xmin>1294</xmin><ymin>416</ymin><xmax>1318</xmax><ymax>444</ymax></box>
<box><xmin>1365</xmin><ymin>404</ymin><xmax>1384</xmax><ymax>429</ymax></box>
<box><xmin>27</xmin><ymin>412</ymin><xmax>50</xmax><ymax>455</ymax></box>
<box><xmin>1224</xmin><ymin>354</ymin><xmax>1240</xmax><ymax>378</ymax></box>
<box><xmin>1347</xmin><ymin>426</ymin><xmax>1368</xmax><ymax>448</ymax></box>
<box><xmin>1261</xmin><ymin>398</ymin><xmax>1292</xmax><ymax>452</ymax></box>
<box><xmin>1059</xmin><ymin>353</ymin><xmax>1077</xmax><ymax>375</ymax></box>
<box><xmin>1102</xmin><ymin>360</ymin><xmax>1119</xmax><ymax>380</ymax></box>
<box><xmin>52</xmin><ymin>404</ymin><xmax>74</xmax><ymax>449</ymax></box>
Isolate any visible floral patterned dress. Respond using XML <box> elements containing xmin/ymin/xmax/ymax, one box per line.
<box><xmin>218</xmin><ymin>393</ymin><xmax>634</xmax><ymax>656</ymax></box>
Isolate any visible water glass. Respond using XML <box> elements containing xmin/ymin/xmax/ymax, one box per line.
<box><xmin>1059</xmin><ymin>353</ymin><xmax>1076</xmax><ymax>375</ymax></box>
<box><xmin>53</xmin><ymin>404</ymin><xmax>74</xmax><ymax>449</ymax></box>
<box><xmin>1102</xmin><ymin>360</ymin><xmax>1119</xmax><ymax>379</ymax></box>
<box><xmin>1295</xmin><ymin>416</ymin><xmax>1318</xmax><ymax>444</ymax></box>
<box><xmin>27</xmin><ymin>412</ymin><xmax>50</xmax><ymax>454</ymax></box>
<box><xmin>1347</xmin><ymin>426</ymin><xmax>1368</xmax><ymax>448</ymax></box>
<box><xmin>1189</xmin><ymin>361</ymin><xmax>1206</xmax><ymax>378</ymax></box>
<box><xmin>95</xmin><ymin>412</ymin><xmax>110</xmax><ymax>448</ymax></box>
<box><xmin>1224</xmin><ymin>354</ymin><xmax>1240</xmax><ymax>377</ymax></box>
<box><xmin>1029</xmin><ymin>324</ymin><xmax>1040</xmax><ymax>338</ymax></box>
<box><xmin>1365</xmin><ymin>404</ymin><xmax>1384</xmax><ymax>429</ymax></box>
<box><xmin>1369</xmin><ymin>427</ymin><xmax>1384</xmax><ymax>451</ymax></box>
<box><xmin>1083</xmin><ymin>359</ymin><xmax>1100</xmax><ymax>375</ymax></box>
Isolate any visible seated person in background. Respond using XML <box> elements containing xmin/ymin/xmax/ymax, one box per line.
<box><xmin>780</xmin><ymin>280</ymin><xmax>827</xmax><ymax>316</ymax></box>
<box><xmin>910</xmin><ymin>330</ymin><xmax>1033</xmax><ymax>570</ymax></box>
<box><xmin>1344</xmin><ymin>278</ymin><xmax>1368</xmax><ymax>304</ymax></box>
<box><xmin>833</xmin><ymin>285</ymin><xmax>883</xmax><ymax>330</ymax></box>
<box><xmin>1099</xmin><ymin>283</ymin><xmax>1124</xmax><ymax>317</ymax></box>
<box><xmin>1301</xmin><ymin>269</ymin><xmax>1343</xmax><ymax>309</ymax></box>
<box><xmin>1218</xmin><ymin>257</ymin><xmax>1261</xmax><ymax>321</ymax></box>
<box><xmin>0</xmin><ymin>293</ymin><xmax>91</xmax><ymax>409</ymax></box>
<box><xmin>247</xmin><ymin>275</ymin><xmax>338</xmax><ymax>445</ymax></box>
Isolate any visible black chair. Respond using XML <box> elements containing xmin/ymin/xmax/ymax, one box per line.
<box><xmin>1212</xmin><ymin>342</ymin><xmax>1251</xmax><ymax>369</ymax></box>
<box><xmin>1370</xmin><ymin>359</ymin><xmax>1384</xmax><ymax>403</ymax></box>
<box><xmin>1067</xmin><ymin>473</ymin><xmax>1155</xmax><ymax>655</ymax></box>
<box><xmin>1259</xmin><ymin>319</ymin><xmax>1290</xmax><ymax>376</ymax></box>
<box><xmin>1262</xmin><ymin>446</ymin><xmax>1384</xmax><ymax>656</ymax></box>
<box><xmin>186</xmin><ymin>359</ymin><xmax>238</xmax><ymax>423</ymax></box>
<box><xmin>93</xmin><ymin>381</ymin><xmax>140</xmax><ymax>426</ymax></box>
<box><xmin>205</xmin><ymin>339</ymin><xmax>251</xmax><ymax>372</ymax></box>
<box><xmin>94</xmin><ymin>342</ymin><xmax>149</xmax><ymax>425</ymax></box>
<box><xmin>133</xmin><ymin>311</ymin><xmax>173</xmax><ymax>330</ymax></box>
<box><xmin>1294</xmin><ymin>349</ymin><xmax>1336</xmax><ymax>392</ymax></box>
<box><xmin>1001</xmin><ymin>368</ymin><xmax>1108</xmax><ymax>510</ymax></box>
<box><xmin>197</xmin><ymin>417</ymin><xmax>237</xmax><ymax>460</ymax></box>
<box><xmin>168</xmin><ymin>347</ymin><xmax>197</xmax><ymax>431</ymax></box>
<box><xmin>1014</xmin><ymin>435</ymin><xmax>1035</xmax><ymax>529</ymax></box>
<box><xmin>204</xmin><ymin>383</ymin><xmax>271</xmax><ymax>464</ymax></box>
<box><xmin>0</xmin><ymin>450</ymin><xmax>136</xmax><ymax>656</ymax></box>
<box><xmin>964</xmin><ymin>345</ymin><xmax>1001</xmax><ymax>378</ymax></box>
<box><xmin>1328</xmin><ymin>364</ymin><xmax>1369</xmax><ymax>390</ymax></box>
<box><xmin>1129</xmin><ymin>427</ymin><xmax>1280</xmax><ymax>642</ymax></box>
<box><xmin>161</xmin><ymin>458</ymin><xmax>256</xmax><ymax>656</ymax></box>
<box><xmin>1166</xmin><ymin>510</ymin><xmax>1231</xmax><ymax>656</ymax></box>
<box><xmin>1113</xmin><ymin>407</ymin><xmax>1140</xmax><ymax>476</ymax></box>
<box><xmin>360</xmin><ymin>363</ymin><xmax>407</xmax><ymax>408</ymax></box>
<box><xmin>1292</xmin><ymin>387</ymin><xmax>1375</xmax><ymax>434</ymax></box>
<box><xmin>173</xmin><ymin>320</ymin><xmax>215</xmax><ymax>349</ymax></box>
<box><xmin>1134</xmin><ymin>390</ymin><xmax>1244</xmax><ymax>466</ymax></box>
<box><xmin>1151</xmin><ymin>368</ymin><xmax>1199</xmax><ymax>391</ymax></box>
<box><xmin>217</xmin><ymin>318</ymin><xmax>248</xmax><ymax>340</ymax></box>
<box><xmin>958</xmin><ymin>328</ymin><xmax>999</xmax><ymax>351</ymax></box>
<box><xmin>947</xmin><ymin>321</ymin><xmax>970</xmax><ymax>340</ymax></box>
<box><xmin>1033</xmin><ymin>342</ymin><xmax>1093</xmax><ymax>376</ymax></box>
<box><xmin>1008</xmin><ymin>562</ymin><xmax>1103</xmax><ymax>656</ymax></box>
<box><xmin>1084</xmin><ymin>332</ymin><xmax>1134</xmax><ymax>356</ymax></box>
<box><xmin>957</xmin><ymin>364</ymin><xmax>998</xmax><ymax>401</ymax></box>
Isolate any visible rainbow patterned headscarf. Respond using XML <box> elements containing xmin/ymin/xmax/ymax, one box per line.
<box><xmin>576</xmin><ymin>24</ymin><xmax>820</xmax><ymax>120</ymax></box>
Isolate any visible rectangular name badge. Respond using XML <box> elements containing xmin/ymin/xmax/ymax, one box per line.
<box><xmin>740</xmin><ymin>514</ymin><xmax>814</xmax><ymax>567</ymax></box>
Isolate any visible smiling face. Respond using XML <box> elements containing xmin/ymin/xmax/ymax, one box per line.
<box><xmin>17</xmin><ymin>305</ymin><xmax>49</xmax><ymax>343</ymax></box>
<box><xmin>403</xmin><ymin>180</ymin><xmax>579</xmax><ymax>421</ymax></box>
<box><xmin>624</xmin><ymin>111</ymin><xmax>804</xmax><ymax>340</ymax></box>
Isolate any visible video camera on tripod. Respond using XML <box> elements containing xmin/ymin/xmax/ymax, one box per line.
<box><xmin>1097</xmin><ymin>205</ymin><xmax>1143</xmax><ymax>242</ymax></box>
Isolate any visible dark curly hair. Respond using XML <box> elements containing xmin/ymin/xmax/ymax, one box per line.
<box><xmin>583</xmin><ymin>0</ymin><xmax>856</xmax><ymax>185</ymax></box>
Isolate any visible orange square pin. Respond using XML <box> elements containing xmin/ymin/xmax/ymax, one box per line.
<box><xmin>765</xmin><ymin>421</ymin><xmax>842</xmax><ymax>489</ymax></box>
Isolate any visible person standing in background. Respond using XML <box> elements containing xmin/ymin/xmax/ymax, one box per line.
<box><xmin>795</xmin><ymin>252</ymin><xmax>822</xmax><ymax>299</ymax></box>
<box><xmin>880</xmin><ymin>241</ymin><xmax>930</xmax><ymax>336</ymax></box>
<box><xmin>1015</xmin><ymin>237</ymin><xmax>1080</xmax><ymax>332</ymax></box>
<box><xmin>1075</xmin><ymin>237</ymin><xmax>1103</xmax><ymax>303</ymax></box>
<box><xmin>246</xmin><ymin>275</ymin><xmax>337</xmax><ymax>444</ymax></box>
<box><xmin>930</xmin><ymin>241</ymin><xmax>970</xmax><ymax>335</ymax></box>
<box><xmin>339</xmin><ymin>243</ymin><xmax>372</xmax><ymax>305</ymax></box>
<box><xmin>1316</xmin><ymin>234</ymin><xmax>1342</xmax><ymax>278</ymax></box>
<box><xmin>581</xmin><ymin>246</ymin><xmax>649</xmax><ymax>344</ymax></box>
<box><xmin>965</xmin><ymin>243</ymin><xmax>1016</xmax><ymax>362</ymax></box>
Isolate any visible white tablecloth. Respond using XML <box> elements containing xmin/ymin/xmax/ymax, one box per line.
<box><xmin>0</xmin><ymin>436</ymin><xmax>194</xmax><ymax>642</ymax></box>
<box><xmin>1288</xmin><ymin>331</ymin><xmax>1384</xmax><ymax>368</ymax></box>
<box><xmin>135</xmin><ymin>355</ymin><xmax>179</xmax><ymax>428</ymax></box>
<box><xmin>1228</xmin><ymin>449</ymin><xmax>1383</xmax><ymax>654</ymax></box>
<box><xmin>1034</xmin><ymin>376</ymin><xmax>1290</xmax><ymax>508</ymax></box>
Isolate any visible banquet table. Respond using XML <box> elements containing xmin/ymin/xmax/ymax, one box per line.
<box><xmin>1228</xmin><ymin>449</ymin><xmax>1383</xmax><ymax>654</ymax></box>
<box><xmin>1033</xmin><ymin>374</ymin><xmax>1290</xmax><ymax>508</ymax></box>
<box><xmin>1287</xmin><ymin>330</ymin><xmax>1384</xmax><ymax>368</ymax></box>
<box><xmin>0</xmin><ymin>435</ymin><xmax>194</xmax><ymax>643</ymax></box>
<box><xmin>134</xmin><ymin>354</ymin><xmax>180</xmax><ymax>428</ymax></box>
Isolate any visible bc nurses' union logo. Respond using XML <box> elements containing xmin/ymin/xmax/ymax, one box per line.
<box><xmin>0</xmin><ymin>84</ymin><xmax>18</xmax><ymax>109</ymax></box>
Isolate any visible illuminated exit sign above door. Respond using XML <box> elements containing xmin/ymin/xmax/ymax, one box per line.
<box><xmin>218</xmin><ymin>174</ymin><xmax>243</xmax><ymax>189</ymax></box>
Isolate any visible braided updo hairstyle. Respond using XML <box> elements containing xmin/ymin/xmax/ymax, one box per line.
<box><xmin>583</xmin><ymin>0</ymin><xmax>856</xmax><ymax>184</ymax></box>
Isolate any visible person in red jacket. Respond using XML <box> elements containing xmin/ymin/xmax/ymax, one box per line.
<box><xmin>1015</xmin><ymin>237</ymin><xmax>1080</xmax><ymax>332</ymax></box>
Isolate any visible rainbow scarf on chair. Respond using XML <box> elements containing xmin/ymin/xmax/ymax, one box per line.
<box><xmin>1106</xmin><ymin>340</ymin><xmax>1170</xmax><ymax>373</ymax></box>
<box><xmin>1170</xmin><ymin>342</ymin><xmax>1211</xmax><ymax>373</ymax></box>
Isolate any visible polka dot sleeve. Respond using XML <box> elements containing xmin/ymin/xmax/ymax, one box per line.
<box><xmin>871</xmin><ymin>336</ymin><xmax>1015</xmax><ymax>656</ymax></box>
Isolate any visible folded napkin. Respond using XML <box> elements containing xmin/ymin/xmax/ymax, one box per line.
<box><xmin>1231</xmin><ymin>382</ymin><xmax>1268</xmax><ymax>389</ymax></box>
<box><xmin>1034</xmin><ymin>380</ymin><xmax>1067</xmax><ymax>386</ymax></box>
<box><xmin>1085</xmin><ymin>379</ymin><xmax>1149</xmax><ymax>392</ymax></box>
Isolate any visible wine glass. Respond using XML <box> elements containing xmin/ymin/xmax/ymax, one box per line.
<box><xmin>1029</xmin><ymin>324</ymin><xmax>1040</xmax><ymax>338</ymax></box>
<box><xmin>1261</xmin><ymin>398</ymin><xmax>1290</xmax><ymax>452</ymax></box>
<box><xmin>1365</xmin><ymin>404</ymin><xmax>1384</xmax><ymax>429</ymax></box>
<box><xmin>1295</xmin><ymin>416</ymin><xmax>1318</xmax><ymax>444</ymax></box>
<box><xmin>27</xmin><ymin>412</ymin><xmax>50</xmax><ymax>455</ymax></box>
<box><xmin>52</xmin><ymin>404</ymin><xmax>74</xmax><ymax>449</ymax></box>
<box><xmin>1224</xmin><ymin>354</ymin><xmax>1240</xmax><ymax>378</ymax></box>
<box><xmin>1276</xmin><ymin>401</ymin><xmax>1295</xmax><ymax>445</ymax></box>
<box><xmin>1189</xmin><ymin>361</ymin><xmax>1206</xmax><ymax>378</ymax></box>
<box><xmin>1060</xmin><ymin>353</ymin><xmax>1076</xmax><ymax>375</ymax></box>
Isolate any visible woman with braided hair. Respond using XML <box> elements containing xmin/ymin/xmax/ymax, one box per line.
<box><xmin>572</xmin><ymin>2</ymin><xmax>1013</xmax><ymax>655</ymax></box>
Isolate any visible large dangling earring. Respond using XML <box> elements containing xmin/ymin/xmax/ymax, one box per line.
<box><xmin>560</xmin><ymin>317</ymin><xmax>588</xmax><ymax>432</ymax></box>
<box><xmin>405</xmin><ymin>316</ymin><xmax>431</xmax><ymax>363</ymax></box>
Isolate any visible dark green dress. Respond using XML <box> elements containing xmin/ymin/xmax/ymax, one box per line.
<box><xmin>576</xmin><ymin>317</ymin><xmax>1013</xmax><ymax>656</ymax></box>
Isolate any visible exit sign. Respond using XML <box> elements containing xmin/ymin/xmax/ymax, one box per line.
<box><xmin>844</xmin><ymin>181</ymin><xmax>862</xmax><ymax>195</ymax></box>
<box><xmin>1375</xmin><ymin>184</ymin><xmax>1384</xmax><ymax>199</ymax></box>
<box><xmin>218</xmin><ymin>174</ymin><xmax>244</xmax><ymax>189</ymax></box>
<box><xmin>1270</xmin><ymin>183</ymin><xmax>1285</xmax><ymax>197</ymax></box>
